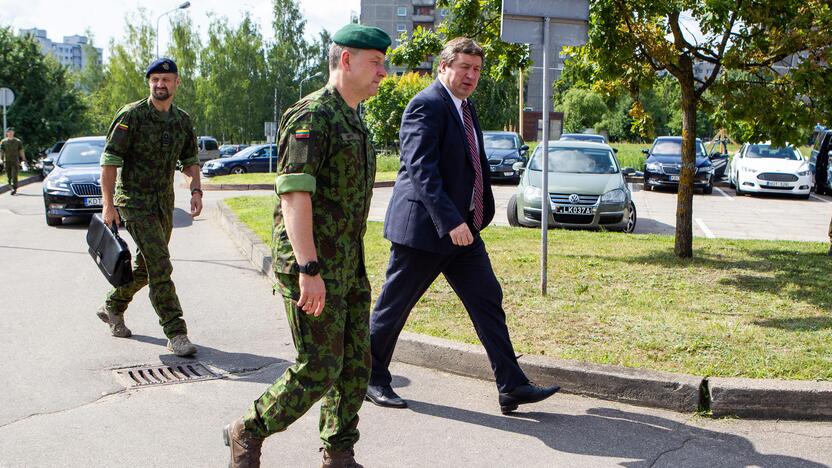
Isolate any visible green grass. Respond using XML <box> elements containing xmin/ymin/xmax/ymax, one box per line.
<box><xmin>204</xmin><ymin>154</ymin><xmax>401</xmax><ymax>186</ymax></box>
<box><xmin>0</xmin><ymin>171</ymin><xmax>38</xmax><ymax>185</ymax></box>
<box><xmin>226</xmin><ymin>194</ymin><xmax>832</xmax><ymax>381</ymax></box>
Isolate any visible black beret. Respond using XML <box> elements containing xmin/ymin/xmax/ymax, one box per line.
<box><xmin>145</xmin><ymin>58</ymin><xmax>178</xmax><ymax>78</ymax></box>
<box><xmin>332</xmin><ymin>24</ymin><xmax>391</xmax><ymax>54</ymax></box>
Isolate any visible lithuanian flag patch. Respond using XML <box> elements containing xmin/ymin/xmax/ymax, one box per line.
<box><xmin>294</xmin><ymin>129</ymin><xmax>311</xmax><ymax>140</ymax></box>
<box><xmin>117</xmin><ymin>122</ymin><xmax>129</xmax><ymax>131</ymax></box>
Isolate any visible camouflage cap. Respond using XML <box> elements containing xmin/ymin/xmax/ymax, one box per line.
<box><xmin>332</xmin><ymin>24</ymin><xmax>391</xmax><ymax>54</ymax></box>
<box><xmin>145</xmin><ymin>58</ymin><xmax>178</xmax><ymax>78</ymax></box>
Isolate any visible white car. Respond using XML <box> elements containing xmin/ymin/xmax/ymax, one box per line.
<box><xmin>728</xmin><ymin>142</ymin><xmax>812</xmax><ymax>199</ymax></box>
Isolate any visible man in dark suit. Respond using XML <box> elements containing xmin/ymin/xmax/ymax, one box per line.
<box><xmin>365</xmin><ymin>37</ymin><xmax>559</xmax><ymax>414</ymax></box>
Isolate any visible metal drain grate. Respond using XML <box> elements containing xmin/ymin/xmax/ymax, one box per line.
<box><xmin>115</xmin><ymin>363</ymin><xmax>221</xmax><ymax>388</ymax></box>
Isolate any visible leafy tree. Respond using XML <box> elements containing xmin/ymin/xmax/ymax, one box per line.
<box><xmin>581</xmin><ymin>0</ymin><xmax>832</xmax><ymax>257</ymax></box>
<box><xmin>560</xmin><ymin>87</ymin><xmax>607</xmax><ymax>133</ymax></box>
<box><xmin>364</xmin><ymin>72</ymin><xmax>433</xmax><ymax>149</ymax></box>
<box><xmin>269</xmin><ymin>0</ymin><xmax>313</xmax><ymax>119</ymax></box>
<box><xmin>166</xmin><ymin>14</ymin><xmax>203</xmax><ymax>132</ymax></box>
<box><xmin>0</xmin><ymin>28</ymin><xmax>88</xmax><ymax>158</ymax></box>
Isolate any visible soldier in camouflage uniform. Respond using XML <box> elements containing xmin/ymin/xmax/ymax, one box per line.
<box><xmin>223</xmin><ymin>24</ymin><xmax>390</xmax><ymax>468</ymax></box>
<box><xmin>1</xmin><ymin>128</ymin><xmax>25</xmax><ymax>195</ymax></box>
<box><xmin>98</xmin><ymin>58</ymin><xmax>203</xmax><ymax>357</ymax></box>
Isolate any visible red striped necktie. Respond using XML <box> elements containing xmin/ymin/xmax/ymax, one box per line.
<box><xmin>461</xmin><ymin>100</ymin><xmax>484</xmax><ymax>230</ymax></box>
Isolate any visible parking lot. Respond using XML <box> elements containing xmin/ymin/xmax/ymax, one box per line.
<box><xmin>370</xmin><ymin>181</ymin><xmax>832</xmax><ymax>243</ymax></box>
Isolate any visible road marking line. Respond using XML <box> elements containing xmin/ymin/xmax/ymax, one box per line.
<box><xmin>695</xmin><ymin>218</ymin><xmax>715</xmax><ymax>238</ymax></box>
<box><xmin>714</xmin><ymin>187</ymin><xmax>734</xmax><ymax>201</ymax></box>
<box><xmin>810</xmin><ymin>194</ymin><xmax>832</xmax><ymax>204</ymax></box>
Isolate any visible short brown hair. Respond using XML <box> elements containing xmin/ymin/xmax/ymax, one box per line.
<box><xmin>328</xmin><ymin>43</ymin><xmax>361</xmax><ymax>70</ymax></box>
<box><xmin>439</xmin><ymin>37</ymin><xmax>484</xmax><ymax>67</ymax></box>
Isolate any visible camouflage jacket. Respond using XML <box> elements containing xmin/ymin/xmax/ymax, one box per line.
<box><xmin>272</xmin><ymin>84</ymin><xmax>376</xmax><ymax>287</ymax></box>
<box><xmin>100</xmin><ymin>98</ymin><xmax>199</xmax><ymax>211</ymax></box>
<box><xmin>1</xmin><ymin>137</ymin><xmax>23</xmax><ymax>164</ymax></box>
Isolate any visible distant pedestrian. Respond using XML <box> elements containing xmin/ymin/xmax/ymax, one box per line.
<box><xmin>97</xmin><ymin>57</ymin><xmax>203</xmax><ymax>357</ymax></box>
<box><xmin>1</xmin><ymin>128</ymin><xmax>25</xmax><ymax>195</ymax></box>
<box><xmin>223</xmin><ymin>24</ymin><xmax>390</xmax><ymax>468</ymax></box>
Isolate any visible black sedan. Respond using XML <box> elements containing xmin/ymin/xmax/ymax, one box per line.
<box><xmin>201</xmin><ymin>144</ymin><xmax>278</xmax><ymax>177</ymax></box>
<box><xmin>483</xmin><ymin>131</ymin><xmax>528</xmax><ymax>183</ymax></box>
<box><xmin>43</xmin><ymin>136</ymin><xmax>105</xmax><ymax>226</ymax></box>
<box><xmin>642</xmin><ymin>137</ymin><xmax>717</xmax><ymax>194</ymax></box>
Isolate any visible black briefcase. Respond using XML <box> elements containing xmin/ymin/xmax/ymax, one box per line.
<box><xmin>87</xmin><ymin>214</ymin><xmax>133</xmax><ymax>287</ymax></box>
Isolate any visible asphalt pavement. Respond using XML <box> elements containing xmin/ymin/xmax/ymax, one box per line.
<box><xmin>1</xmin><ymin>179</ymin><xmax>831</xmax><ymax>467</ymax></box>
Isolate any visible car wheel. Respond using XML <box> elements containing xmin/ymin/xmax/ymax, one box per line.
<box><xmin>507</xmin><ymin>195</ymin><xmax>521</xmax><ymax>227</ymax></box>
<box><xmin>643</xmin><ymin>176</ymin><xmax>651</xmax><ymax>191</ymax></box>
<box><xmin>799</xmin><ymin>193</ymin><xmax>810</xmax><ymax>200</ymax></box>
<box><xmin>622</xmin><ymin>201</ymin><xmax>637</xmax><ymax>233</ymax></box>
<box><xmin>231</xmin><ymin>166</ymin><xmax>246</xmax><ymax>175</ymax></box>
<box><xmin>703</xmin><ymin>180</ymin><xmax>713</xmax><ymax>194</ymax></box>
<box><xmin>728</xmin><ymin>173</ymin><xmax>735</xmax><ymax>189</ymax></box>
<box><xmin>734</xmin><ymin>173</ymin><xmax>743</xmax><ymax>195</ymax></box>
<box><xmin>45</xmin><ymin>212</ymin><xmax>62</xmax><ymax>226</ymax></box>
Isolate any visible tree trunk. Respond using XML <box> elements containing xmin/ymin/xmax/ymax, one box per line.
<box><xmin>674</xmin><ymin>72</ymin><xmax>697</xmax><ymax>258</ymax></box>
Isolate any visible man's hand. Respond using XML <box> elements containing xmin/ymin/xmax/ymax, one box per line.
<box><xmin>449</xmin><ymin>222</ymin><xmax>474</xmax><ymax>246</ymax></box>
<box><xmin>190</xmin><ymin>193</ymin><xmax>203</xmax><ymax>218</ymax></box>
<box><xmin>102</xmin><ymin>204</ymin><xmax>121</xmax><ymax>227</ymax></box>
<box><xmin>297</xmin><ymin>274</ymin><xmax>326</xmax><ymax>316</ymax></box>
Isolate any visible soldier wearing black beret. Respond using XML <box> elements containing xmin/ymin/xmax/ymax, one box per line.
<box><xmin>97</xmin><ymin>57</ymin><xmax>203</xmax><ymax>357</ymax></box>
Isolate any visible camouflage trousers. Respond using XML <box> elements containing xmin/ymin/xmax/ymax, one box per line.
<box><xmin>104</xmin><ymin>206</ymin><xmax>187</xmax><ymax>339</ymax></box>
<box><xmin>244</xmin><ymin>273</ymin><xmax>371</xmax><ymax>451</ymax></box>
<box><xmin>3</xmin><ymin>160</ymin><xmax>17</xmax><ymax>189</ymax></box>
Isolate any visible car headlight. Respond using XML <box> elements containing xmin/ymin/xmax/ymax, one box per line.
<box><xmin>740</xmin><ymin>166</ymin><xmax>758</xmax><ymax>173</ymax></box>
<box><xmin>697</xmin><ymin>166</ymin><xmax>714</xmax><ymax>174</ymax></box>
<box><xmin>645</xmin><ymin>162</ymin><xmax>662</xmax><ymax>173</ymax></box>
<box><xmin>503</xmin><ymin>157</ymin><xmax>520</xmax><ymax>164</ymax></box>
<box><xmin>797</xmin><ymin>169</ymin><xmax>811</xmax><ymax>176</ymax></box>
<box><xmin>45</xmin><ymin>176</ymin><xmax>71</xmax><ymax>192</ymax></box>
<box><xmin>601</xmin><ymin>188</ymin><xmax>626</xmax><ymax>204</ymax></box>
<box><xmin>523</xmin><ymin>185</ymin><xmax>542</xmax><ymax>201</ymax></box>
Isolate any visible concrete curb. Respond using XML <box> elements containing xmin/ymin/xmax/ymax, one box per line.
<box><xmin>0</xmin><ymin>174</ymin><xmax>43</xmax><ymax>194</ymax></box>
<box><xmin>213</xmin><ymin>198</ymin><xmax>832</xmax><ymax>420</ymax></box>
<box><xmin>196</xmin><ymin>180</ymin><xmax>396</xmax><ymax>191</ymax></box>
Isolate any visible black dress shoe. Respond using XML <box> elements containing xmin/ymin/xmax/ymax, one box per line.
<box><xmin>365</xmin><ymin>384</ymin><xmax>408</xmax><ymax>408</ymax></box>
<box><xmin>498</xmin><ymin>383</ymin><xmax>560</xmax><ymax>414</ymax></box>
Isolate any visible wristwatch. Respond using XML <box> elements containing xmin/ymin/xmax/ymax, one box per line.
<box><xmin>297</xmin><ymin>260</ymin><xmax>320</xmax><ymax>276</ymax></box>
<box><xmin>191</xmin><ymin>188</ymin><xmax>203</xmax><ymax>196</ymax></box>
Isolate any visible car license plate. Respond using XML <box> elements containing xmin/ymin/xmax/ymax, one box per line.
<box><xmin>764</xmin><ymin>181</ymin><xmax>791</xmax><ymax>187</ymax></box>
<box><xmin>503</xmin><ymin>171</ymin><xmax>513</xmax><ymax>177</ymax></box>
<box><xmin>669</xmin><ymin>175</ymin><xmax>680</xmax><ymax>181</ymax></box>
<box><xmin>84</xmin><ymin>197</ymin><xmax>102</xmax><ymax>207</ymax></box>
<box><xmin>554</xmin><ymin>205</ymin><xmax>593</xmax><ymax>215</ymax></box>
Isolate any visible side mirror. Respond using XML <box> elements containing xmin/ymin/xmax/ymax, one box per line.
<box><xmin>519</xmin><ymin>144</ymin><xmax>529</xmax><ymax>156</ymax></box>
<box><xmin>641</xmin><ymin>149</ymin><xmax>649</xmax><ymax>155</ymax></box>
<box><xmin>613</xmin><ymin>148</ymin><xmax>619</xmax><ymax>153</ymax></box>
<box><xmin>512</xmin><ymin>161</ymin><xmax>525</xmax><ymax>172</ymax></box>
<box><xmin>621</xmin><ymin>167</ymin><xmax>635</xmax><ymax>176</ymax></box>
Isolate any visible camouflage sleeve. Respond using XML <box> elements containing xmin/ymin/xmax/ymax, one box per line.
<box><xmin>178</xmin><ymin>115</ymin><xmax>199</xmax><ymax>169</ymax></box>
<box><xmin>101</xmin><ymin>108</ymin><xmax>133</xmax><ymax>167</ymax></box>
<box><xmin>274</xmin><ymin>109</ymin><xmax>328</xmax><ymax>195</ymax></box>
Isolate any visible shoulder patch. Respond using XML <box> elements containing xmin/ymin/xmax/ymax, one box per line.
<box><xmin>294</xmin><ymin>129</ymin><xmax>311</xmax><ymax>140</ymax></box>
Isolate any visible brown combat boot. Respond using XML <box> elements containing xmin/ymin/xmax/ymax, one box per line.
<box><xmin>96</xmin><ymin>304</ymin><xmax>131</xmax><ymax>338</ymax></box>
<box><xmin>223</xmin><ymin>418</ymin><xmax>264</xmax><ymax>468</ymax></box>
<box><xmin>321</xmin><ymin>448</ymin><xmax>364</xmax><ymax>468</ymax></box>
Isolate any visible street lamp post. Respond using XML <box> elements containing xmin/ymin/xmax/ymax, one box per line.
<box><xmin>156</xmin><ymin>1</ymin><xmax>191</xmax><ymax>58</ymax></box>
<box><xmin>299</xmin><ymin>71</ymin><xmax>324</xmax><ymax>100</ymax></box>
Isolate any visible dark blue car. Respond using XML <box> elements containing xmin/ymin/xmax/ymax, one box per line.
<box><xmin>642</xmin><ymin>137</ymin><xmax>716</xmax><ymax>194</ymax></box>
<box><xmin>201</xmin><ymin>144</ymin><xmax>278</xmax><ymax>176</ymax></box>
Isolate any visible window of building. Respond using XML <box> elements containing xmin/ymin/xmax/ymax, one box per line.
<box><xmin>396</xmin><ymin>23</ymin><xmax>407</xmax><ymax>32</ymax></box>
<box><xmin>396</xmin><ymin>6</ymin><xmax>407</xmax><ymax>16</ymax></box>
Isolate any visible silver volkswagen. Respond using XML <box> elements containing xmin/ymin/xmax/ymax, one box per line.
<box><xmin>507</xmin><ymin>140</ymin><xmax>637</xmax><ymax>232</ymax></box>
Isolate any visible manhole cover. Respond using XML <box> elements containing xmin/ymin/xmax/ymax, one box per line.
<box><xmin>115</xmin><ymin>363</ymin><xmax>221</xmax><ymax>388</ymax></box>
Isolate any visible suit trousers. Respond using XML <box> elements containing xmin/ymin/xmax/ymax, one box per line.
<box><xmin>369</xmin><ymin>238</ymin><xmax>529</xmax><ymax>393</ymax></box>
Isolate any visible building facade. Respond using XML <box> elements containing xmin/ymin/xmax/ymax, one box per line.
<box><xmin>19</xmin><ymin>28</ymin><xmax>102</xmax><ymax>70</ymax></box>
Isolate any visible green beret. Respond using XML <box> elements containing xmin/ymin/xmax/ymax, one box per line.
<box><xmin>332</xmin><ymin>24</ymin><xmax>391</xmax><ymax>54</ymax></box>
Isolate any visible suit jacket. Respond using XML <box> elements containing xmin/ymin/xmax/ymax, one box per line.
<box><xmin>383</xmin><ymin>80</ymin><xmax>495</xmax><ymax>254</ymax></box>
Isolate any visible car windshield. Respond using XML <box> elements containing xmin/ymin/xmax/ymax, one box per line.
<box><xmin>561</xmin><ymin>134</ymin><xmax>606</xmax><ymax>143</ymax></box>
<box><xmin>483</xmin><ymin>134</ymin><xmax>517</xmax><ymax>149</ymax></box>
<box><xmin>232</xmin><ymin>146</ymin><xmax>260</xmax><ymax>158</ymax></box>
<box><xmin>745</xmin><ymin>144</ymin><xmax>801</xmax><ymax>160</ymax></box>
<box><xmin>529</xmin><ymin>147</ymin><xmax>619</xmax><ymax>174</ymax></box>
<box><xmin>651</xmin><ymin>140</ymin><xmax>704</xmax><ymax>157</ymax></box>
<box><xmin>57</xmin><ymin>140</ymin><xmax>105</xmax><ymax>166</ymax></box>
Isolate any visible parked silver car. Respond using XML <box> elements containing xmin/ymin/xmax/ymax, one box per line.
<box><xmin>508</xmin><ymin>140</ymin><xmax>637</xmax><ymax>232</ymax></box>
